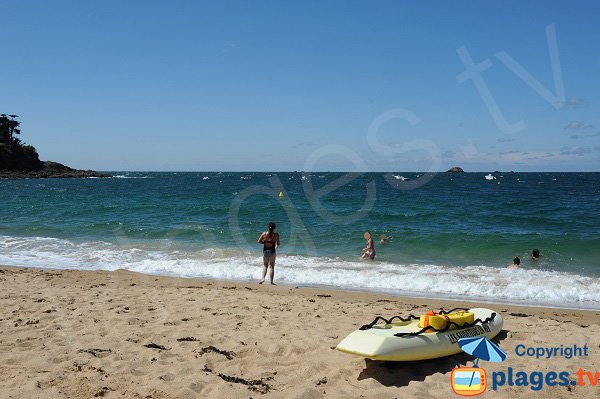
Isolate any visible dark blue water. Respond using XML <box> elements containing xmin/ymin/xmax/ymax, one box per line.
<box><xmin>1</xmin><ymin>172</ymin><xmax>599</xmax><ymax>308</ymax></box>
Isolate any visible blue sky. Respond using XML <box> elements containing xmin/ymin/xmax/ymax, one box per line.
<box><xmin>1</xmin><ymin>1</ymin><xmax>599</xmax><ymax>171</ymax></box>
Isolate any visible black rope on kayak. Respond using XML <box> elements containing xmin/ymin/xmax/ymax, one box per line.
<box><xmin>393</xmin><ymin>312</ymin><xmax>497</xmax><ymax>337</ymax></box>
<box><xmin>438</xmin><ymin>307</ymin><xmax>470</xmax><ymax>315</ymax></box>
<box><xmin>358</xmin><ymin>308</ymin><xmax>471</xmax><ymax>331</ymax></box>
<box><xmin>359</xmin><ymin>314</ymin><xmax>420</xmax><ymax>330</ymax></box>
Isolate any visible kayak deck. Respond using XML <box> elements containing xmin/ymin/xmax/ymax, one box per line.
<box><xmin>336</xmin><ymin>308</ymin><xmax>503</xmax><ymax>361</ymax></box>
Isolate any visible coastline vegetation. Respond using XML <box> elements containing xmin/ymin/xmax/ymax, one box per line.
<box><xmin>0</xmin><ymin>114</ymin><xmax>43</xmax><ymax>171</ymax></box>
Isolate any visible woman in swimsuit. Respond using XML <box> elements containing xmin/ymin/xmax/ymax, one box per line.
<box><xmin>257</xmin><ymin>222</ymin><xmax>280</xmax><ymax>284</ymax></box>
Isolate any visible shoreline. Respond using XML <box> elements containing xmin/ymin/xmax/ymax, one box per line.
<box><xmin>1</xmin><ymin>264</ymin><xmax>599</xmax><ymax>398</ymax></box>
<box><xmin>281</xmin><ymin>282</ymin><xmax>600</xmax><ymax>312</ymax></box>
<box><xmin>3</xmin><ymin>263</ymin><xmax>599</xmax><ymax>325</ymax></box>
<box><xmin>2</xmin><ymin>263</ymin><xmax>599</xmax><ymax>312</ymax></box>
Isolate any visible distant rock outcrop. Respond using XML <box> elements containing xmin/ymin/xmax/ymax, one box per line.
<box><xmin>446</xmin><ymin>166</ymin><xmax>465</xmax><ymax>173</ymax></box>
<box><xmin>0</xmin><ymin>161</ymin><xmax>109</xmax><ymax>179</ymax></box>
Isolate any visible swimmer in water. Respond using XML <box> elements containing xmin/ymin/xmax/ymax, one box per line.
<box><xmin>361</xmin><ymin>231</ymin><xmax>376</xmax><ymax>260</ymax></box>
<box><xmin>531</xmin><ymin>248</ymin><xmax>541</xmax><ymax>260</ymax></box>
<box><xmin>508</xmin><ymin>256</ymin><xmax>521</xmax><ymax>269</ymax></box>
<box><xmin>379</xmin><ymin>234</ymin><xmax>389</xmax><ymax>246</ymax></box>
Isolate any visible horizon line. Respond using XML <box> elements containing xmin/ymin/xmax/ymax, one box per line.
<box><xmin>100</xmin><ymin>170</ymin><xmax>600</xmax><ymax>173</ymax></box>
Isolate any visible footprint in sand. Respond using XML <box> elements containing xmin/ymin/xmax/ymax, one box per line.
<box><xmin>509</xmin><ymin>332</ymin><xmax>528</xmax><ymax>340</ymax></box>
<box><xmin>159</xmin><ymin>373</ymin><xmax>176</xmax><ymax>381</ymax></box>
<box><xmin>189</xmin><ymin>382</ymin><xmax>206</xmax><ymax>394</ymax></box>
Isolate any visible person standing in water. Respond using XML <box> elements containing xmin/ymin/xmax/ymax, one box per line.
<box><xmin>257</xmin><ymin>222</ymin><xmax>280</xmax><ymax>284</ymax></box>
<box><xmin>508</xmin><ymin>256</ymin><xmax>520</xmax><ymax>269</ymax></box>
<box><xmin>361</xmin><ymin>231</ymin><xmax>376</xmax><ymax>260</ymax></box>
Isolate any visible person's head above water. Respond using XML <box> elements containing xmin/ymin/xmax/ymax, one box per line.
<box><xmin>532</xmin><ymin>249</ymin><xmax>540</xmax><ymax>259</ymax></box>
<box><xmin>268</xmin><ymin>222</ymin><xmax>276</xmax><ymax>233</ymax></box>
<box><xmin>513</xmin><ymin>256</ymin><xmax>521</xmax><ymax>265</ymax></box>
<box><xmin>363</xmin><ymin>231</ymin><xmax>372</xmax><ymax>240</ymax></box>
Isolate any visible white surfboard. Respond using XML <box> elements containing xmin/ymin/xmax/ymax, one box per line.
<box><xmin>336</xmin><ymin>308</ymin><xmax>503</xmax><ymax>361</ymax></box>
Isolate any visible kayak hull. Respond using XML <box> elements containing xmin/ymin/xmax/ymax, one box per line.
<box><xmin>336</xmin><ymin>308</ymin><xmax>503</xmax><ymax>361</ymax></box>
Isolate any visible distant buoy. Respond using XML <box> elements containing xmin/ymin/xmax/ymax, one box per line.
<box><xmin>279</xmin><ymin>191</ymin><xmax>284</xmax><ymax>197</ymax></box>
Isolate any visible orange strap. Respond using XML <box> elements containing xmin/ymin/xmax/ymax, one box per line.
<box><xmin>420</xmin><ymin>310</ymin><xmax>437</xmax><ymax>327</ymax></box>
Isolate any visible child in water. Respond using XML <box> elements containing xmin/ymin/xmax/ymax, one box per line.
<box><xmin>361</xmin><ymin>231</ymin><xmax>376</xmax><ymax>260</ymax></box>
<box><xmin>379</xmin><ymin>234</ymin><xmax>389</xmax><ymax>246</ymax></box>
<box><xmin>508</xmin><ymin>256</ymin><xmax>520</xmax><ymax>269</ymax></box>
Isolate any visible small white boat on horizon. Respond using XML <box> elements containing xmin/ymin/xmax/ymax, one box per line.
<box><xmin>485</xmin><ymin>174</ymin><xmax>496</xmax><ymax>180</ymax></box>
<box><xmin>392</xmin><ymin>175</ymin><xmax>410</xmax><ymax>181</ymax></box>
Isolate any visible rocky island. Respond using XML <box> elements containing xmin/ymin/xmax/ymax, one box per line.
<box><xmin>0</xmin><ymin>114</ymin><xmax>109</xmax><ymax>178</ymax></box>
<box><xmin>446</xmin><ymin>166</ymin><xmax>465</xmax><ymax>173</ymax></box>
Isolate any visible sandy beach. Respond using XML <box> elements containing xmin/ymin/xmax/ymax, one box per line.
<box><xmin>0</xmin><ymin>265</ymin><xmax>598</xmax><ymax>399</ymax></box>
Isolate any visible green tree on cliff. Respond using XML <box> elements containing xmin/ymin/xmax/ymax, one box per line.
<box><xmin>0</xmin><ymin>114</ymin><xmax>42</xmax><ymax>171</ymax></box>
<box><xmin>0</xmin><ymin>114</ymin><xmax>22</xmax><ymax>148</ymax></box>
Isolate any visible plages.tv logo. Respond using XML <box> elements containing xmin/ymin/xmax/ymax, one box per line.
<box><xmin>451</xmin><ymin>341</ymin><xmax>598</xmax><ymax>395</ymax></box>
<box><xmin>451</xmin><ymin>337</ymin><xmax>507</xmax><ymax>396</ymax></box>
<box><xmin>451</xmin><ymin>366</ymin><xmax>488</xmax><ymax>396</ymax></box>
<box><xmin>490</xmin><ymin>344</ymin><xmax>597</xmax><ymax>391</ymax></box>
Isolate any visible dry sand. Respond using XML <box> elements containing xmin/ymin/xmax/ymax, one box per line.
<box><xmin>0</xmin><ymin>265</ymin><xmax>598</xmax><ymax>398</ymax></box>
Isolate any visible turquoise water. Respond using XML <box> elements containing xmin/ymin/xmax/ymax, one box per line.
<box><xmin>1</xmin><ymin>172</ymin><xmax>599</xmax><ymax>308</ymax></box>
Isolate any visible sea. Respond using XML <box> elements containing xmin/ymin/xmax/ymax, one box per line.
<box><xmin>1</xmin><ymin>172</ymin><xmax>599</xmax><ymax>309</ymax></box>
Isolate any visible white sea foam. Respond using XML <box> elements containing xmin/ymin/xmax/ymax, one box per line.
<box><xmin>112</xmin><ymin>175</ymin><xmax>153</xmax><ymax>179</ymax></box>
<box><xmin>1</xmin><ymin>235</ymin><xmax>598</xmax><ymax>309</ymax></box>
